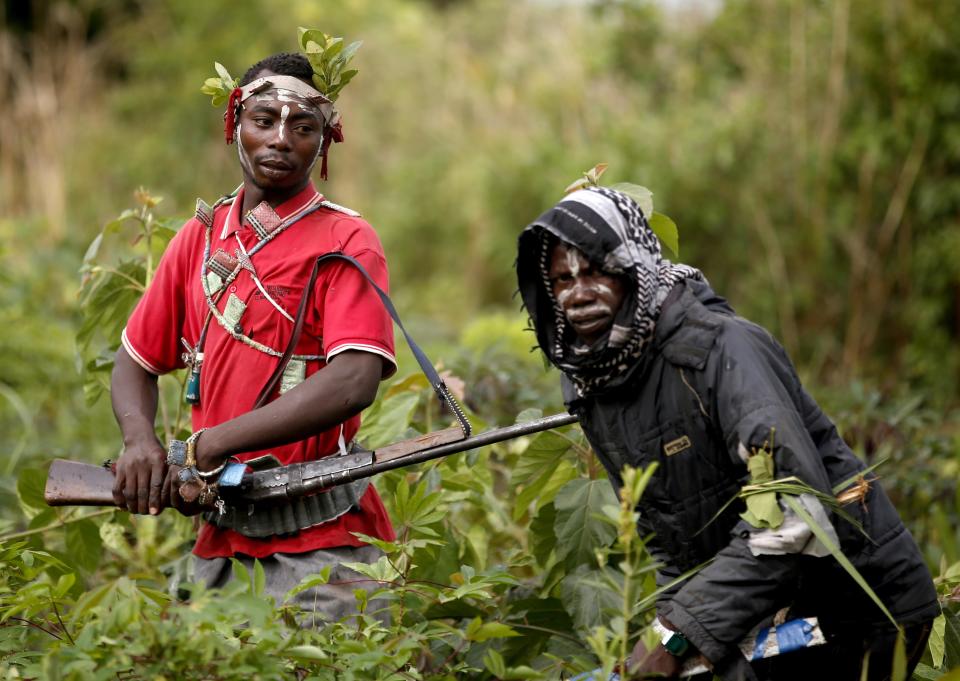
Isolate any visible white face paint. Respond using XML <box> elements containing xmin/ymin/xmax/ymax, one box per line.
<box><xmin>278</xmin><ymin>104</ymin><xmax>290</xmax><ymax>141</ymax></box>
<box><xmin>564</xmin><ymin>248</ymin><xmax>582</xmax><ymax>278</ymax></box>
<box><xmin>234</xmin><ymin>87</ymin><xmax>327</xmax><ymax>182</ymax></box>
<box><xmin>236</xmin><ymin>121</ymin><xmax>255</xmax><ymax>176</ymax></box>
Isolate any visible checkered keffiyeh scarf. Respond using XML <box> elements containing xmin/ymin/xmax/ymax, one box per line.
<box><xmin>516</xmin><ymin>186</ymin><xmax>704</xmax><ymax>395</ymax></box>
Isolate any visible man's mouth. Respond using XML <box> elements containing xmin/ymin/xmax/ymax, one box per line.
<box><xmin>259</xmin><ymin>158</ymin><xmax>293</xmax><ymax>171</ymax></box>
<box><xmin>567</xmin><ymin>305</ymin><xmax>612</xmax><ymax>326</ymax></box>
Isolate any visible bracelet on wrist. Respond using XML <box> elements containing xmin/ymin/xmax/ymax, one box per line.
<box><xmin>184</xmin><ymin>428</ymin><xmax>207</xmax><ymax>468</ymax></box>
<box><xmin>652</xmin><ymin>617</ymin><xmax>690</xmax><ymax>657</ymax></box>
<box><xmin>166</xmin><ymin>429</ymin><xmax>208</xmax><ymax>468</ymax></box>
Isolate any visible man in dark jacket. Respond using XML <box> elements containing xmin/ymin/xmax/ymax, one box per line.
<box><xmin>516</xmin><ymin>186</ymin><xmax>939</xmax><ymax>680</ymax></box>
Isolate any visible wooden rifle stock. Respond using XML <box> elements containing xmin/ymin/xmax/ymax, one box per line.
<box><xmin>44</xmin><ymin>413</ymin><xmax>580</xmax><ymax>508</ymax></box>
<box><xmin>45</xmin><ymin>459</ymin><xmax>118</xmax><ymax>507</ymax></box>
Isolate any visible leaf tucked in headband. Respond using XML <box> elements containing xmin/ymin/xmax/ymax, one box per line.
<box><xmin>200</xmin><ymin>62</ymin><xmax>239</xmax><ymax>107</ymax></box>
<box><xmin>563</xmin><ymin>164</ymin><xmax>681</xmax><ymax>258</ymax></box>
<box><xmin>297</xmin><ymin>27</ymin><xmax>362</xmax><ymax>102</ymax></box>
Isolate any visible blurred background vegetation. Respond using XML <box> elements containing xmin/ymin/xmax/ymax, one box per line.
<box><xmin>1</xmin><ymin>0</ymin><xmax>959</xmax><ymax>654</ymax></box>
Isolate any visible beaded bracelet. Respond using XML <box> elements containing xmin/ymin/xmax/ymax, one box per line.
<box><xmin>184</xmin><ymin>428</ymin><xmax>207</xmax><ymax>468</ymax></box>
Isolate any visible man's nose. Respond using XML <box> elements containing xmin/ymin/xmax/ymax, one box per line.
<box><xmin>567</xmin><ymin>280</ymin><xmax>596</xmax><ymax>306</ymax></box>
<box><xmin>268</xmin><ymin>125</ymin><xmax>292</xmax><ymax>150</ymax></box>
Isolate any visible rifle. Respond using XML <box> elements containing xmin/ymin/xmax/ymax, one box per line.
<box><xmin>44</xmin><ymin>412</ymin><xmax>578</xmax><ymax>508</ymax></box>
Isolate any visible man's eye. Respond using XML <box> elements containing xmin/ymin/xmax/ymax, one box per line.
<box><xmin>294</xmin><ymin>125</ymin><xmax>316</xmax><ymax>134</ymax></box>
<box><xmin>253</xmin><ymin>118</ymin><xmax>272</xmax><ymax>127</ymax></box>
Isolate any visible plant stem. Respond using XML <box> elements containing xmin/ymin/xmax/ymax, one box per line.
<box><xmin>3</xmin><ymin>618</ymin><xmax>64</xmax><ymax>641</ymax></box>
<box><xmin>0</xmin><ymin>508</ymin><xmax>115</xmax><ymax>541</ymax></box>
<box><xmin>48</xmin><ymin>591</ymin><xmax>75</xmax><ymax>645</ymax></box>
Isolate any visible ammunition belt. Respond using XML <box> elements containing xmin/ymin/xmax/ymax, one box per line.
<box><xmin>204</xmin><ymin>478</ymin><xmax>369</xmax><ymax>538</ymax></box>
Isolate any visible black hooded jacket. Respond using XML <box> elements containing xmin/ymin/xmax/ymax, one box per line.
<box><xmin>562</xmin><ymin>279</ymin><xmax>938</xmax><ymax>662</ymax></box>
<box><xmin>518</xmin><ymin>219</ymin><xmax>939</xmax><ymax>671</ymax></box>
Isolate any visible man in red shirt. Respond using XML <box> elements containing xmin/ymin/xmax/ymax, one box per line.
<box><xmin>110</xmin><ymin>47</ymin><xmax>396</xmax><ymax>623</ymax></box>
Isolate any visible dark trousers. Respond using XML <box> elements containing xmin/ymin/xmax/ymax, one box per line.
<box><xmin>750</xmin><ymin>621</ymin><xmax>932</xmax><ymax>681</ymax></box>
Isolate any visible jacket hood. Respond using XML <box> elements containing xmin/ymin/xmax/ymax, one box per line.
<box><xmin>516</xmin><ymin>186</ymin><xmax>704</xmax><ymax>395</ymax></box>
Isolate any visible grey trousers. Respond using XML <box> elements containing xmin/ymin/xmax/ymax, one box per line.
<box><xmin>192</xmin><ymin>544</ymin><xmax>389</xmax><ymax>627</ymax></box>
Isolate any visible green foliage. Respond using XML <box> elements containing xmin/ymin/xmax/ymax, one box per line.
<box><xmin>563</xmin><ymin>164</ymin><xmax>682</xmax><ymax>258</ymax></box>
<box><xmin>298</xmin><ymin>27</ymin><xmax>362</xmax><ymax>101</ymax></box>
<box><xmin>1</xmin><ymin>1</ymin><xmax>959</xmax><ymax>678</ymax></box>
<box><xmin>76</xmin><ymin>191</ymin><xmax>189</xmax><ymax>441</ymax></box>
<box><xmin>199</xmin><ymin>62</ymin><xmax>240</xmax><ymax>106</ymax></box>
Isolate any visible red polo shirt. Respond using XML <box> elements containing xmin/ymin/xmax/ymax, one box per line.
<box><xmin>121</xmin><ymin>183</ymin><xmax>397</xmax><ymax>558</ymax></box>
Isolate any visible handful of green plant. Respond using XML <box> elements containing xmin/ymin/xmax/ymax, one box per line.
<box><xmin>726</xmin><ymin>434</ymin><xmax>898</xmax><ymax>627</ymax></box>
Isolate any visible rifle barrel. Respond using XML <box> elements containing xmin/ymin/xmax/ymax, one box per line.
<box><xmin>310</xmin><ymin>412</ymin><xmax>579</xmax><ymax>491</ymax></box>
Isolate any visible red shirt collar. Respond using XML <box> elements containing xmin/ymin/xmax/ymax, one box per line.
<box><xmin>220</xmin><ymin>182</ymin><xmax>323</xmax><ymax>240</ymax></box>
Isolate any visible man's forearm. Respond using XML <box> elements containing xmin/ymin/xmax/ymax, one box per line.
<box><xmin>111</xmin><ymin>346</ymin><xmax>161</xmax><ymax>445</ymax></box>
<box><xmin>111</xmin><ymin>346</ymin><xmax>170</xmax><ymax>514</ymax></box>
<box><xmin>195</xmin><ymin>351</ymin><xmax>382</xmax><ymax>471</ymax></box>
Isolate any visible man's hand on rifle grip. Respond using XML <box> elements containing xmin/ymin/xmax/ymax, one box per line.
<box><xmin>112</xmin><ymin>437</ymin><xmax>167</xmax><ymax>515</ymax></box>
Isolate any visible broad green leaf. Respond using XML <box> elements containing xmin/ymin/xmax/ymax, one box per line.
<box><xmin>467</xmin><ymin>621</ymin><xmax>520</xmax><ymax>642</ymax></box>
<box><xmin>358</xmin><ymin>390</ymin><xmax>419</xmax><ymax>448</ymax></box>
<box><xmin>283</xmin><ymin>645</ymin><xmax>330</xmax><ymax>660</ymax></box>
<box><xmin>931</xmin><ymin>613</ymin><xmax>946</xmax><ymax>668</ymax></box>
<box><xmin>944</xmin><ymin>609</ymin><xmax>960</xmax><ymax>668</ymax></box>
<box><xmin>502</xmin><ymin>666</ymin><xmax>547</xmax><ymax>680</ymax></box>
<box><xmin>323</xmin><ymin>37</ymin><xmax>344</xmax><ymax>59</ymax></box>
<box><xmin>383</xmin><ymin>371</ymin><xmax>430</xmax><ymax>398</ymax></box>
<box><xmin>71</xmin><ymin>581</ymin><xmax>115</xmax><ymax>620</ymax></box>
<box><xmin>286</xmin><ymin>645</ymin><xmax>328</xmax><ymax>660</ymax></box>
<box><xmin>512</xmin><ymin>429</ymin><xmax>574</xmax><ymax>514</ymax></box>
<box><xmin>82</xmin><ymin>232</ymin><xmax>104</xmax><ymax>265</ymax></box>
<box><xmin>52</xmin><ymin>572</ymin><xmax>75</xmax><ymax>599</ymax></box>
<box><xmin>285</xmin><ymin>566</ymin><xmax>331</xmax><ymax>601</ymax></box>
<box><xmin>515</xmin><ymin>407</ymin><xmax>543</xmax><ymax>423</ymax></box>
<box><xmin>340</xmin><ymin>41</ymin><xmax>363</xmax><ymax>63</ymax></box>
<box><xmin>214</xmin><ymin>62</ymin><xmax>234</xmax><ymax>86</ymax></box>
<box><xmin>253</xmin><ymin>558</ymin><xmax>266</xmax><ymax>597</ymax></box>
<box><xmin>554</xmin><ymin>478</ymin><xmax>618</xmax><ymax>568</ymax></box>
<box><xmin>230</xmin><ymin>557</ymin><xmax>253</xmax><ymax>590</ymax></box>
<box><xmin>649</xmin><ymin>212</ymin><xmax>680</xmax><ymax>259</ymax></box>
<box><xmin>529</xmin><ymin>502</ymin><xmax>558</xmax><ymax>567</ymax></box>
<box><xmin>99</xmin><ymin>521</ymin><xmax>131</xmax><ymax>559</ymax></box>
<box><xmin>66</xmin><ymin>519</ymin><xmax>103</xmax><ymax>573</ymax></box>
<box><xmin>484</xmin><ymin>648</ymin><xmax>507</xmax><ymax>678</ymax></box>
<box><xmin>740</xmin><ymin>491</ymin><xmax>784</xmax><ymax>529</ymax></box>
<box><xmin>910</xmin><ymin>663</ymin><xmax>943</xmax><ymax>680</ymax></box>
<box><xmin>16</xmin><ymin>467</ymin><xmax>46</xmax><ymax>513</ymax></box>
<box><xmin>561</xmin><ymin>565</ymin><xmax>621</xmax><ymax>631</ymax></box>
<box><xmin>348</xmin><ymin>532</ymin><xmax>399</xmax><ymax>554</ymax></box>
<box><xmin>609</xmin><ymin>182</ymin><xmax>653</xmax><ymax>217</ymax></box>
<box><xmin>341</xmin><ymin>556</ymin><xmax>401</xmax><ymax>583</ymax></box>
<box><xmin>891</xmin><ymin>631</ymin><xmax>907</xmax><ymax>681</ymax></box>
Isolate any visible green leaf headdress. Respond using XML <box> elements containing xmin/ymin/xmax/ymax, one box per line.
<box><xmin>199</xmin><ymin>27</ymin><xmax>362</xmax><ymax>180</ymax></box>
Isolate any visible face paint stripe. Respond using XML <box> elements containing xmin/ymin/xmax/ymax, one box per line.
<box><xmin>278</xmin><ymin>104</ymin><xmax>290</xmax><ymax>141</ymax></box>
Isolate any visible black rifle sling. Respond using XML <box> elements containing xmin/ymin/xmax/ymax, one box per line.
<box><xmin>253</xmin><ymin>253</ymin><xmax>472</xmax><ymax>437</ymax></box>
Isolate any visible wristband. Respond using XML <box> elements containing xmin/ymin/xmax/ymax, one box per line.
<box><xmin>196</xmin><ymin>458</ymin><xmax>232</xmax><ymax>480</ymax></box>
<box><xmin>166</xmin><ymin>429</ymin><xmax>207</xmax><ymax>468</ymax></box>
<box><xmin>184</xmin><ymin>428</ymin><xmax>207</xmax><ymax>468</ymax></box>
<box><xmin>652</xmin><ymin>618</ymin><xmax>689</xmax><ymax>657</ymax></box>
